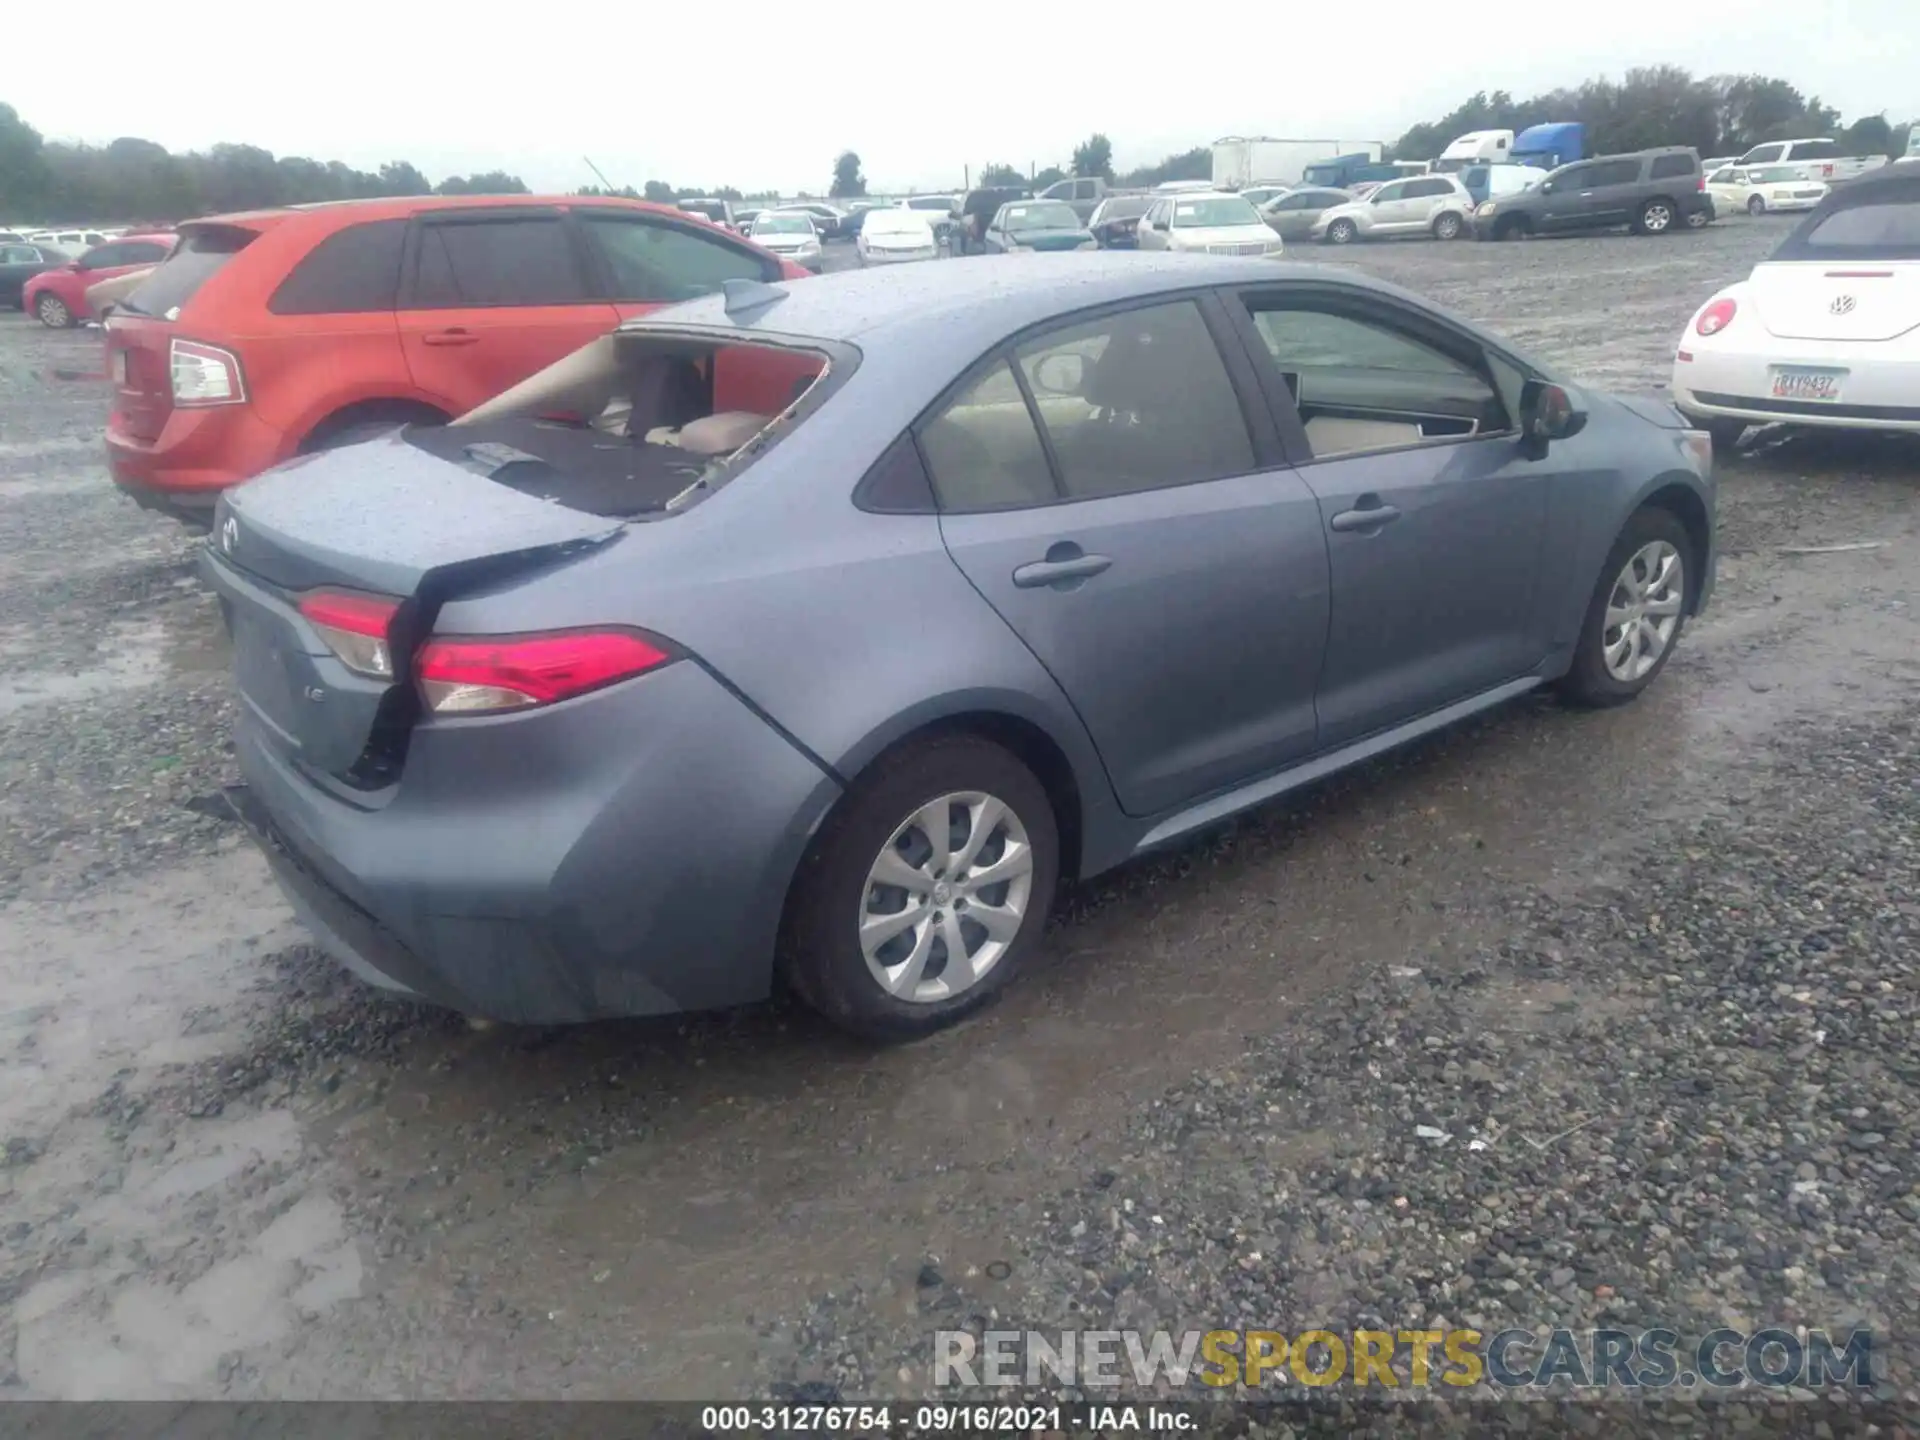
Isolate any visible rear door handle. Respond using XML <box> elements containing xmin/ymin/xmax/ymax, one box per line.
<box><xmin>1329</xmin><ymin>502</ymin><xmax>1402</xmax><ymax>533</ymax></box>
<box><xmin>421</xmin><ymin>329</ymin><xmax>478</xmax><ymax>347</ymax></box>
<box><xmin>1012</xmin><ymin>549</ymin><xmax>1112</xmax><ymax>589</ymax></box>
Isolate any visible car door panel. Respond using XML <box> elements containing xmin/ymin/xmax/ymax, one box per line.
<box><xmin>396</xmin><ymin>212</ymin><xmax>617</xmax><ymax>415</ymax></box>
<box><xmin>1223</xmin><ymin>287</ymin><xmax>1554</xmax><ymax>748</ymax></box>
<box><xmin>941</xmin><ymin>474</ymin><xmax>1330</xmax><ymax>817</ymax></box>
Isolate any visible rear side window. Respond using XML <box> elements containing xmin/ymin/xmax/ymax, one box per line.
<box><xmin>268</xmin><ymin>219</ymin><xmax>406</xmax><ymax>315</ymax></box>
<box><xmin>1650</xmin><ymin>154</ymin><xmax>1696</xmax><ymax>180</ymax></box>
<box><xmin>1587</xmin><ymin>161</ymin><xmax>1642</xmax><ymax>186</ymax></box>
<box><xmin>126</xmin><ymin>226</ymin><xmax>255</xmax><ymax>318</ymax></box>
<box><xmin>579</xmin><ymin>214</ymin><xmax>771</xmax><ymax>302</ymax></box>
<box><xmin>1013</xmin><ymin>300</ymin><xmax>1255</xmax><ymax>500</ymax></box>
<box><xmin>410</xmin><ymin>216</ymin><xmax>588</xmax><ymax>307</ymax></box>
<box><xmin>1405</xmin><ymin>178</ymin><xmax>1452</xmax><ymax>198</ymax></box>
<box><xmin>921</xmin><ymin>361</ymin><xmax>1057</xmax><ymax>512</ymax></box>
<box><xmin>1794</xmin><ymin>140</ymin><xmax>1840</xmax><ymax>160</ymax></box>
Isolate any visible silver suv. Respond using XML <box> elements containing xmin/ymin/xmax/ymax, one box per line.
<box><xmin>1310</xmin><ymin>175</ymin><xmax>1475</xmax><ymax>244</ymax></box>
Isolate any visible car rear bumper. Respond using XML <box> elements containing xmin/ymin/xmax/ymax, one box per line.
<box><xmin>106</xmin><ymin>403</ymin><xmax>293</xmax><ymax>508</ymax></box>
<box><xmin>1674</xmin><ymin>345</ymin><xmax>1920</xmax><ymax>433</ymax></box>
<box><xmin>229</xmin><ymin>656</ymin><xmax>842</xmax><ymax>1025</ymax></box>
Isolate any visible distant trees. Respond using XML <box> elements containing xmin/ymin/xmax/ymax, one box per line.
<box><xmin>1071</xmin><ymin>133</ymin><xmax>1115</xmax><ymax>181</ymax></box>
<box><xmin>830</xmin><ymin>151</ymin><xmax>867</xmax><ymax>198</ymax></box>
<box><xmin>1387</xmin><ymin>68</ymin><xmax>1900</xmax><ymax>163</ymax></box>
<box><xmin>436</xmin><ymin>171</ymin><xmax>529</xmax><ymax>196</ymax></box>
<box><xmin>1116</xmin><ymin>147</ymin><xmax>1211</xmax><ymax>188</ymax></box>
<box><xmin>977</xmin><ymin>163</ymin><xmax>1025</xmax><ymax>188</ymax></box>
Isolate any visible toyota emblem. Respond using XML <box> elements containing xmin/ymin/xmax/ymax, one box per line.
<box><xmin>220</xmin><ymin>515</ymin><xmax>239</xmax><ymax>554</ymax></box>
<box><xmin>1830</xmin><ymin>294</ymin><xmax>1857</xmax><ymax>316</ymax></box>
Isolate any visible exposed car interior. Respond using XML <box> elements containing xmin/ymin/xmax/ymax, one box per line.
<box><xmin>427</xmin><ymin>340</ymin><xmax>827</xmax><ymax>518</ymax></box>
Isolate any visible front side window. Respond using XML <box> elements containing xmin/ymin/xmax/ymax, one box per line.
<box><xmin>581</xmin><ymin>213</ymin><xmax>770</xmax><ymax>302</ymax></box>
<box><xmin>121</xmin><ymin>241</ymin><xmax>172</xmax><ymax>265</ymax></box>
<box><xmin>411</xmin><ymin>216</ymin><xmax>589</xmax><ymax>307</ymax></box>
<box><xmin>1371</xmin><ymin>182</ymin><xmax>1406</xmax><ymax>204</ymax></box>
<box><xmin>1586</xmin><ymin>161</ymin><xmax>1643</xmax><ymax>187</ymax></box>
<box><xmin>1012</xmin><ymin>300</ymin><xmax>1254</xmax><ymax>499</ymax></box>
<box><xmin>81</xmin><ymin>244</ymin><xmax>126</xmax><ymax>268</ymax></box>
<box><xmin>1243</xmin><ymin>300</ymin><xmax>1508</xmax><ymax>459</ymax></box>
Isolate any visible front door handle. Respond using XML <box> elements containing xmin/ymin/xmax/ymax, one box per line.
<box><xmin>1012</xmin><ymin>544</ymin><xmax>1113</xmax><ymax>589</ymax></box>
<box><xmin>422</xmin><ymin>328</ymin><xmax>478</xmax><ymax>347</ymax></box>
<box><xmin>1329</xmin><ymin>501</ymin><xmax>1402</xmax><ymax>533</ymax></box>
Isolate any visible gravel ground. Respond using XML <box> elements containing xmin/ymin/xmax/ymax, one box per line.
<box><xmin>1</xmin><ymin>219</ymin><xmax>1918</xmax><ymax>1415</ymax></box>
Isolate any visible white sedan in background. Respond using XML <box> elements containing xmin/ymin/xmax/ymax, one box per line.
<box><xmin>747</xmin><ymin>212</ymin><xmax>824</xmax><ymax>273</ymax></box>
<box><xmin>1135</xmin><ymin>192</ymin><xmax>1283</xmax><ymax>255</ymax></box>
<box><xmin>857</xmin><ymin>208</ymin><xmax>939</xmax><ymax>264</ymax></box>
<box><xmin>1672</xmin><ymin>166</ymin><xmax>1920</xmax><ymax>448</ymax></box>
<box><xmin>1705</xmin><ymin>164</ymin><xmax>1830</xmax><ymax>216</ymax></box>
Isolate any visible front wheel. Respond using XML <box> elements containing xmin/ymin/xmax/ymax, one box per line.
<box><xmin>1494</xmin><ymin>215</ymin><xmax>1531</xmax><ymax>241</ymax></box>
<box><xmin>783</xmin><ymin>735</ymin><xmax>1060</xmax><ymax>1041</ymax></box>
<box><xmin>1432</xmin><ymin>212</ymin><xmax>1464</xmax><ymax>241</ymax></box>
<box><xmin>35</xmin><ymin>293</ymin><xmax>73</xmax><ymax>329</ymax></box>
<box><xmin>1559</xmin><ymin>508</ymin><xmax>1693</xmax><ymax>707</ymax></box>
<box><xmin>1747</xmin><ymin>195</ymin><xmax>1766</xmax><ymax>216</ymax></box>
<box><xmin>1326</xmin><ymin>218</ymin><xmax>1358</xmax><ymax>245</ymax></box>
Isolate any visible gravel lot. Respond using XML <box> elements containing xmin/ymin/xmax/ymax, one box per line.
<box><xmin>2</xmin><ymin>219</ymin><xmax>1917</xmax><ymax>1418</ymax></box>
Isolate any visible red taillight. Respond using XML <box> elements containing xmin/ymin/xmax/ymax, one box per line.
<box><xmin>414</xmin><ymin>630</ymin><xmax>672</xmax><ymax>715</ymax></box>
<box><xmin>1695</xmin><ymin>299</ymin><xmax>1737</xmax><ymax>337</ymax></box>
<box><xmin>170</xmin><ymin>337</ymin><xmax>246</xmax><ymax>406</ymax></box>
<box><xmin>299</xmin><ymin>590</ymin><xmax>400</xmax><ymax>679</ymax></box>
<box><xmin>1697</xmin><ymin>177</ymin><xmax>1707</xmax><ymax>191</ymax></box>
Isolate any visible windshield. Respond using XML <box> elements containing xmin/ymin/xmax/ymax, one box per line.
<box><xmin>1172</xmin><ymin>197</ymin><xmax>1262</xmax><ymax>228</ymax></box>
<box><xmin>906</xmin><ymin>197</ymin><xmax>951</xmax><ymax>210</ymax></box>
<box><xmin>1003</xmin><ymin>202</ymin><xmax>1079</xmax><ymax>232</ymax></box>
<box><xmin>753</xmin><ymin>215</ymin><xmax>815</xmax><ymax>236</ymax></box>
<box><xmin>865</xmin><ymin>212</ymin><xmax>930</xmax><ymax>237</ymax></box>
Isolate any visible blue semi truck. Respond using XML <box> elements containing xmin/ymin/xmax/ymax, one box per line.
<box><xmin>1511</xmin><ymin>122</ymin><xmax>1587</xmax><ymax>169</ymax></box>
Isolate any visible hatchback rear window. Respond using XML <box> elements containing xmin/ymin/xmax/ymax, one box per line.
<box><xmin>123</xmin><ymin>226</ymin><xmax>255</xmax><ymax>319</ymax></box>
<box><xmin>1779</xmin><ymin>198</ymin><xmax>1920</xmax><ymax>260</ymax></box>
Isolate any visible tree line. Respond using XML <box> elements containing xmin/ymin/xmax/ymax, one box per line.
<box><xmin>1389</xmin><ymin>67</ymin><xmax>1911</xmax><ymax>164</ymax></box>
<box><xmin>4</xmin><ymin>66</ymin><xmax>1912</xmax><ymax>225</ymax></box>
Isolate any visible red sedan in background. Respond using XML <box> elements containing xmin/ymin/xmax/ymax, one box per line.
<box><xmin>24</xmin><ymin>233</ymin><xmax>176</xmax><ymax>328</ymax></box>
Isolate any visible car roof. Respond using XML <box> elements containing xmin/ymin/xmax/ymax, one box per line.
<box><xmin>628</xmin><ymin>253</ymin><xmax>1417</xmax><ymax>358</ymax></box>
<box><xmin>190</xmin><ymin>193</ymin><xmax>687</xmax><ymax>230</ymax></box>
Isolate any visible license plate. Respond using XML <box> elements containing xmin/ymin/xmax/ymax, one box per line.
<box><xmin>1770</xmin><ymin>367</ymin><xmax>1845</xmax><ymax>402</ymax></box>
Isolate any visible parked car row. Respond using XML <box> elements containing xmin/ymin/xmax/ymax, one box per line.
<box><xmin>0</xmin><ymin>232</ymin><xmax>177</xmax><ymax>326</ymax></box>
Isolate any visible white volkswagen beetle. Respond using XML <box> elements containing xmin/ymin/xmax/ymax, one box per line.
<box><xmin>1672</xmin><ymin>167</ymin><xmax>1920</xmax><ymax>449</ymax></box>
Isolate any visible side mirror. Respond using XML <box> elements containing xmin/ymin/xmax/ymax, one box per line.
<box><xmin>1520</xmin><ymin>380</ymin><xmax>1587</xmax><ymax>457</ymax></box>
<box><xmin>1032</xmin><ymin>352</ymin><xmax>1087</xmax><ymax>396</ymax></box>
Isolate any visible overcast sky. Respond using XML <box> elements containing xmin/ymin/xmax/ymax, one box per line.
<box><xmin>11</xmin><ymin>0</ymin><xmax>1915</xmax><ymax>194</ymax></box>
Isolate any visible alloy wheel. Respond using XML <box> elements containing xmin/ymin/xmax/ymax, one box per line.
<box><xmin>1602</xmin><ymin>541</ymin><xmax>1685</xmax><ymax>682</ymax></box>
<box><xmin>1643</xmin><ymin>202</ymin><xmax>1673</xmax><ymax>233</ymax></box>
<box><xmin>1435</xmin><ymin>213</ymin><xmax>1462</xmax><ymax>240</ymax></box>
<box><xmin>36</xmin><ymin>294</ymin><xmax>69</xmax><ymax>328</ymax></box>
<box><xmin>1329</xmin><ymin>219</ymin><xmax>1356</xmax><ymax>245</ymax></box>
<box><xmin>858</xmin><ymin>791</ymin><xmax>1035</xmax><ymax>1004</ymax></box>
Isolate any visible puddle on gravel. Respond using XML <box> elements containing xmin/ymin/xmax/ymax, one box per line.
<box><xmin>0</xmin><ymin>619</ymin><xmax>170</xmax><ymax>717</ymax></box>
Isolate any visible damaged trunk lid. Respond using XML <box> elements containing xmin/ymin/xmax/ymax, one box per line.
<box><xmin>204</xmin><ymin>431</ymin><xmax>622</xmax><ymax>782</ymax></box>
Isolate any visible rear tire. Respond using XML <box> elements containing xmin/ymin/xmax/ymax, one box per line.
<box><xmin>783</xmin><ymin>734</ymin><xmax>1059</xmax><ymax>1042</ymax></box>
<box><xmin>1636</xmin><ymin>198</ymin><xmax>1677</xmax><ymax>235</ymax></box>
<box><xmin>1559</xmin><ymin>507</ymin><xmax>1694</xmax><ymax>708</ymax></box>
<box><xmin>1432</xmin><ymin>212</ymin><xmax>1464</xmax><ymax>241</ymax></box>
<box><xmin>300</xmin><ymin>403</ymin><xmax>449</xmax><ymax>454</ymax></box>
<box><xmin>34</xmin><ymin>293</ymin><xmax>72</xmax><ymax>329</ymax></box>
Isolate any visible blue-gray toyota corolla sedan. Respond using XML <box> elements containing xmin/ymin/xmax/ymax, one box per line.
<box><xmin>205</xmin><ymin>254</ymin><xmax>1717</xmax><ymax>1041</ymax></box>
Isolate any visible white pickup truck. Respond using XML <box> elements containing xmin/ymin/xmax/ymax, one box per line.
<box><xmin>1735</xmin><ymin>138</ymin><xmax>1889</xmax><ymax>183</ymax></box>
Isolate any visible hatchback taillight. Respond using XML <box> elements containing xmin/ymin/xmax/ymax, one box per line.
<box><xmin>170</xmin><ymin>338</ymin><xmax>246</xmax><ymax>406</ymax></box>
<box><xmin>299</xmin><ymin>590</ymin><xmax>400</xmax><ymax>679</ymax></box>
<box><xmin>415</xmin><ymin>630</ymin><xmax>673</xmax><ymax>715</ymax></box>
<box><xmin>1695</xmin><ymin>299</ymin><xmax>1737</xmax><ymax>337</ymax></box>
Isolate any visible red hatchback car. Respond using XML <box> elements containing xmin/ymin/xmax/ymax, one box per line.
<box><xmin>23</xmin><ymin>233</ymin><xmax>176</xmax><ymax>328</ymax></box>
<box><xmin>104</xmin><ymin>194</ymin><xmax>814</xmax><ymax>523</ymax></box>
